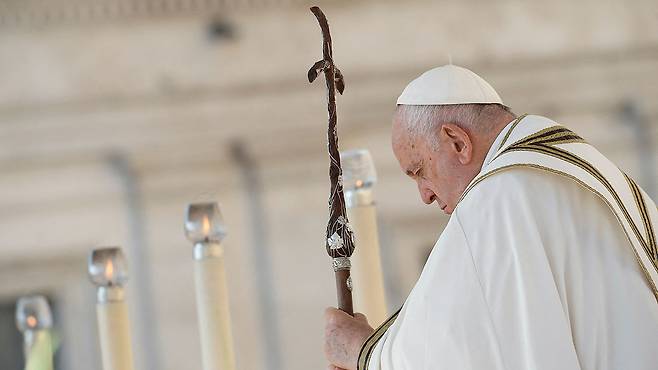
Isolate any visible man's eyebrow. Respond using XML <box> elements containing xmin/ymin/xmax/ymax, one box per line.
<box><xmin>405</xmin><ymin>162</ymin><xmax>422</xmax><ymax>177</ymax></box>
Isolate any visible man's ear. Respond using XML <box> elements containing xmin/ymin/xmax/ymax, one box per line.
<box><xmin>440</xmin><ymin>123</ymin><xmax>473</xmax><ymax>165</ymax></box>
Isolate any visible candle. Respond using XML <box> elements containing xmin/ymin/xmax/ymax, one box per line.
<box><xmin>185</xmin><ymin>202</ymin><xmax>236</xmax><ymax>370</ymax></box>
<box><xmin>88</xmin><ymin>247</ymin><xmax>136</xmax><ymax>370</ymax></box>
<box><xmin>341</xmin><ymin>149</ymin><xmax>388</xmax><ymax>325</ymax></box>
<box><xmin>16</xmin><ymin>295</ymin><xmax>55</xmax><ymax>370</ymax></box>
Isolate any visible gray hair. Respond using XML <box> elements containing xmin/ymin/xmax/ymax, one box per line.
<box><xmin>395</xmin><ymin>103</ymin><xmax>515</xmax><ymax>149</ymax></box>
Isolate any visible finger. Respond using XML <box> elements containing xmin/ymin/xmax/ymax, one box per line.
<box><xmin>325</xmin><ymin>306</ymin><xmax>340</xmax><ymax>322</ymax></box>
<box><xmin>325</xmin><ymin>306</ymin><xmax>352</xmax><ymax>324</ymax></box>
<box><xmin>353</xmin><ymin>312</ymin><xmax>369</xmax><ymax>324</ymax></box>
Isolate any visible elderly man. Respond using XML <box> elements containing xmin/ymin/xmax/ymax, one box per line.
<box><xmin>324</xmin><ymin>65</ymin><xmax>658</xmax><ymax>370</ymax></box>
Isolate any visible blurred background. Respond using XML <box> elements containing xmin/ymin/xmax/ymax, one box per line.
<box><xmin>0</xmin><ymin>0</ymin><xmax>657</xmax><ymax>369</ymax></box>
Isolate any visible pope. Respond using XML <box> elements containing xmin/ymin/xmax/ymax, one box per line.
<box><xmin>324</xmin><ymin>65</ymin><xmax>658</xmax><ymax>370</ymax></box>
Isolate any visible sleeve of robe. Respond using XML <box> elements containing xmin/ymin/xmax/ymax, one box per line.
<box><xmin>365</xmin><ymin>169</ymin><xmax>583</xmax><ymax>370</ymax></box>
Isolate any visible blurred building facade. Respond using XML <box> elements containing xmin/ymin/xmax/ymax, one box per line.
<box><xmin>0</xmin><ymin>0</ymin><xmax>657</xmax><ymax>369</ymax></box>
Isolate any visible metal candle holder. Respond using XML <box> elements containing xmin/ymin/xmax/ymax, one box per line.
<box><xmin>342</xmin><ymin>149</ymin><xmax>377</xmax><ymax>207</ymax></box>
<box><xmin>89</xmin><ymin>247</ymin><xmax>129</xmax><ymax>303</ymax></box>
<box><xmin>185</xmin><ymin>202</ymin><xmax>227</xmax><ymax>259</ymax></box>
<box><xmin>16</xmin><ymin>294</ymin><xmax>54</xmax><ymax>363</ymax></box>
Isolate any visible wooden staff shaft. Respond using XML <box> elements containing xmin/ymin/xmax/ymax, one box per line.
<box><xmin>335</xmin><ymin>269</ymin><xmax>354</xmax><ymax>315</ymax></box>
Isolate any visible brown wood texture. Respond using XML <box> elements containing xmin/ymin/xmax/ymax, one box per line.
<box><xmin>334</xmin><ymin>269</ymin><xmax>354</xmax><ymax>315</ymax></box>
<box><xmin>307</xmin><ymin>6</ymin><xmax>355</xmax><ymax>317</ymax></box>
<box><xmin>308</xmin><ymin>6</ymin><xmax>355</xmax><ymax>259</ymax></box>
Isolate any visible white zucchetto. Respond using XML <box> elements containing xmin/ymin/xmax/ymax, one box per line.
<box><xmin>397</xmin><ymin>65</ymin><xmax>504</xmax><ymax>106</ymax></box>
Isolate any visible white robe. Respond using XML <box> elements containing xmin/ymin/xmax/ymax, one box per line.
<box><xmin>359</xmin><ymin>115</ymin><xmax>658</xmax><ymax>370</ymax></box>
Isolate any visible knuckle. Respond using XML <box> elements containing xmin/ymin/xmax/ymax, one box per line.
<box><xmin>324</xmin><ymin>307</ymin><xmax>335</xmax><ymax>320</ymax></box>
<box><xmin>325</xmin><ymin>309</ymin><xmax>338</xmax><ymax>324</ymax></box>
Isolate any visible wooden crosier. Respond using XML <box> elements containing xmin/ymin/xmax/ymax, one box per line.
<box><xmin>307</xmin><ymin>6</ymin><xmax>355</xmax><ymax>316</ymax></box>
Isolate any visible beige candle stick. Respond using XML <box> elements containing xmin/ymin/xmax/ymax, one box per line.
<box><xmin>185</xmin><ymin>202</ymin><xmax>236</xmax><ymax>370</ymax></box>
<box><xmin>341</xmin><ymin>149</ymin><xmax>388</xmax><ymax>325</ymax></box>
<box><xmin>16</xmin><ymin>295</ymin><xmax>55</xmax><ymax>370</ymax></box>
<box><xmin>88</xmin><ymin>247</ymin><xmax>136</xmax><ymax>370</ymax></box>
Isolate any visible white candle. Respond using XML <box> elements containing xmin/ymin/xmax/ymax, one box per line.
<box><xmin>185</xmin><ymin>203</ymin><xmax>237</xmax><ymax>370</ymax></box>
<box><xmin>342</xmin><ymin>149</ymin><xmax>388</xmax><ymax>325</ymax></box>
<box><xmin>88</xmin><ymin>247</ymin><xmax>136</xmax><ymax>370</ymax></box>
<box><xmin>16</xmin><ymin>295</ymin><xmax>55</xmax><ymax>370</ymax></box>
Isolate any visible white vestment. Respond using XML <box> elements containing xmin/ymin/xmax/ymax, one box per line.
<box><xmin>358</xmin><ymin>115</ymin><xmax>658</xmax><ymax>370</ymax></box>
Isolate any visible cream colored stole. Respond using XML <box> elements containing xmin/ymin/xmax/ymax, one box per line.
<box><xmin>461</xmin><ymin>115</ymin><xmax>657</xmax><ymax>303</ymax></box>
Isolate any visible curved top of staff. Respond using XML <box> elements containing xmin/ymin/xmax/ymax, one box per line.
<box><xmin>307</xmin><ymin>6</ymin><xmax>355</xmax><ymax>259</ymax></box>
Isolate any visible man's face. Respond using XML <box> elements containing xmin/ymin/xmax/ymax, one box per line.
<box><xmin>391</xmin><ymin>117</ymin><xmax>475</xmax><ymax>215</ymax></box>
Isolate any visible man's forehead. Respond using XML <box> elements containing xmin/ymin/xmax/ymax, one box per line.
<box><xmin>397</xmin><ymin>146</ymin><xmax>423</xmax><ymax>174</ymax></box>
<box><xmin>391</xmin><ymin>119</ymin><xmax>417</xmax><ymax>149</ymax></box>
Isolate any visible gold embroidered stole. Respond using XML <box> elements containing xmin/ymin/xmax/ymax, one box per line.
<box><xmin>357</xmin><ymin>307</ymin><xmax>401</xmax><ymax>370</ymax></box>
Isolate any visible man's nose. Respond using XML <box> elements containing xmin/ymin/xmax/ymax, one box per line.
<box><xmin>417</xmin><ymin>181</ymin><xmax>436</xmax><ymax>205</ymax></box>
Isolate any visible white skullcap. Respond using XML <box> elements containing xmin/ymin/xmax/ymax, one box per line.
<box><xmin>397</xmin><ymin>64</ymin><xmax>504</xmax><ymax>106</ymax></box>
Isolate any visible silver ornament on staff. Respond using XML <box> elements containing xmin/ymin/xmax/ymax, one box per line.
<box><xmin>341</xmin><ymin>149</ymin><xmax>388</xmax><ymax>325</ymax></box>
<box><xmin>184</xmin><ymin>202</ymin><xmax>236</xmax><ymax>370</ymax></box>
<box><xmin>88</xmin><ymin>247</ymin><xmax>136</xmax><ymax>370</ymax></box>
<box><xmin>16</xmin><ymin>295</ymin><xmax>55</xmax><ymax>370</ymax></box>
